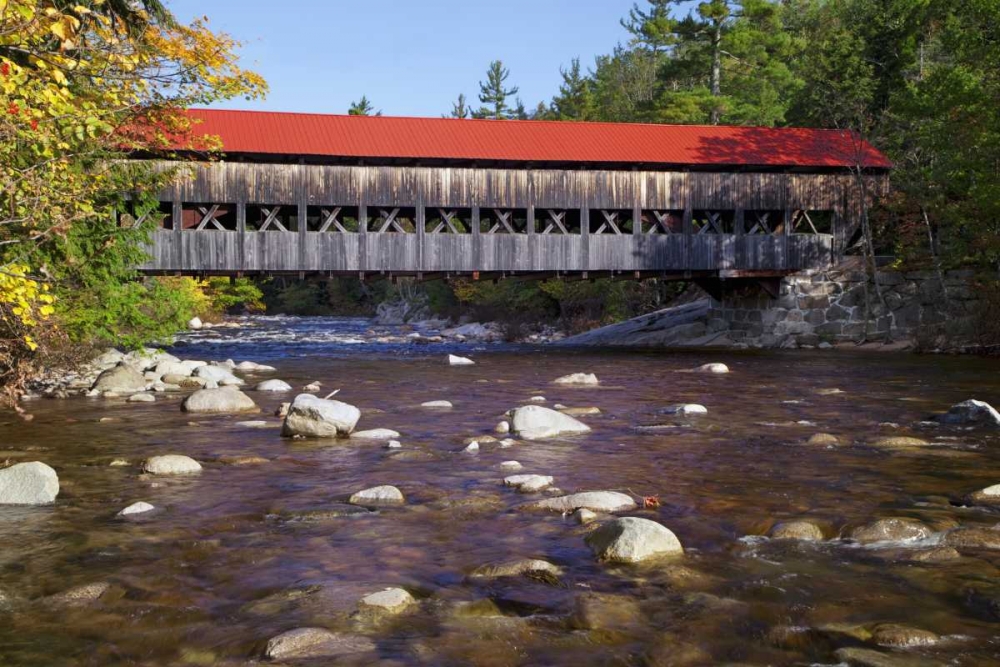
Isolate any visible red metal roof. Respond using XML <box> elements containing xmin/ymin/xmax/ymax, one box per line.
<box><xmin>178</xmin><ymin>108</ymin><xmax>892</xmax><ymax>169</ymax></box>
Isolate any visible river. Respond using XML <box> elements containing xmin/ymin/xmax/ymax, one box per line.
<box><xmin>2</xmin><ymin>316</ymin><xmax>1000</xmax><ymax>666</ymax></box>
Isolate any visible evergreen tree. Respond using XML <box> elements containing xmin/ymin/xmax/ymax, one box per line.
<box><xmin>475</xmin><ymin>60</ymin><xmax>519</xmax><ymax>119</ymax></box>
<box><xmin>550</xmin><ymin>58</ymin><xmax>596</xmax><ymax>120</ymax></box>
<box><xmin>348</xmin><ymin>95</ymin><xmax>380</xmax><ymax>116</ymax></box>
<box><xmin>621</xmin><ymin>0</ymin><xmax>677</xmax><ymax>55</ymax></box>
<box><xmin>447</xmin><ymin>93</ymin><xmax>470</xmax><ymax>119</ymax></box>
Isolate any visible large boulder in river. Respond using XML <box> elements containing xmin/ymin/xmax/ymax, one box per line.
<box><xmin>0</xmin><ymin>462</ymin><xmax>60</xmax><ymax>505</ymax></box>
<box><xmin>935</xmin><ymin>399</ymin><xmax>1000</xmax><ymax>428</ymax></box>
<box><xmin>511</xmin><ymin>405</ymin><xmax>591</xmax><ymax>440</ymax></box>
<box><xmin>181</xmin><ymin>386</ymin><xmax>258</xmax><ymax>413</ymax></box>
<box><xmin>846</xmin><ymin>518</ymin><xmax>933</xmax><ymax>544</ymax></box>
<box><xmin>520</xmin><ymin>491</ymin><xmax>637</xmax><ymax>513</ymax></box>
<box><xmin>91</xmin><ymin>364</ymin><xmax>146</xmax><ymax>394</ymax></box>
<box><xmin>282</xmin><ymin>393</ymin><xmax>361</xmax><ymax>438</ymax></box>
<box><xmin>967</xmin><ymin>483</ymin><xmax>1000</xmax><ymax>506</ymax></box>
<box><xmin>586</xmin><ymin>517</ymin><xmax>684</xmax><ymax>563</ymax></box>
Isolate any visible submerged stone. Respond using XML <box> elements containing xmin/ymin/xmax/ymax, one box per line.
<box><xmin>846</xmin><ymin>518</ymin><xmax>932</xmax><ymax>544</ymax></box>
<box><xmin>521</xmin><ymin>491</ymin><xmax>636</xmax><ymax>513</ymax></box>
<box><xmin>935</xmin><ymin>399</ymin><xmax>1000</xmax><ymax>427</ymax></box>
<box><xmin>142</xmin><ymin>455</ymin><xmax>202</xmax><ymax>475</ymax></box>
<box><xmin>769</xmin><ymin>520</ymin><xmax>824</xmax><ymax>541</ymax></box>
<box><xmin>349</xmin><ymin>485</ymin><xmax>404</xmax><ymax>506</ymax></box>
<box><xmin>263</xmin><ymin>627</ymin><xmax>376</xmax><ymax>660</ymax></box>
<box><xmin>552</xmin><ymin>372</ymin><xmax>599</xmax><ymax>385</ymax></box>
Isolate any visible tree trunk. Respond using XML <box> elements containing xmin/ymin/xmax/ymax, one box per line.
<box><xmin>710</xmin><ymin>20</ymin><xmax>722</xmax><ymax>125</ymax></box>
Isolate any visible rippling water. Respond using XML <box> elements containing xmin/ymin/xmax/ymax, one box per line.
<box><xmin>2</xmin><ymin>316</ymin><xmax>1000</xmax><ymax>666</ymax></box>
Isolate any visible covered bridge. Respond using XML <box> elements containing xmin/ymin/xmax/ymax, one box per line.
<box><xmin>135</xmin><ymin>109</ymin><xmax>890</xmax><ymax>281</ymax></box>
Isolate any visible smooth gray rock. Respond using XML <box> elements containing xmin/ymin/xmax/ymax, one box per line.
<box><xmin>661</xmin><ymin>403</ymin><xmax>707</xmax><ymax>415</ymax></box>
<box><xmin>142</xmin><ymin>455</ymin><xmax>202</xmax><ymax>475</ymax></box>
<box><xmin>847</xmin><ymin>518</ymin><xmax>932</xmax><ymax>544</ymax></box>
<box><xmin>254</xmin><ymin>379</ymin><xmax>292</xmax><ymax>392</ymax></box>
<box><xmin>181</xmin><ymin>386</ymin><xmax>258</xmax><ymax>413</ymax></box>
<box><xmin>127</xmin><ymin>393</ymin><xmax>155</xmax><ymax>403</ymax></box>
<box><xmin>520</xmin><ymin>490</ymin><xmax>636</xmax><ymax>513</ymax></box>
<box><xmin>0</xmin><ymin>462</ymin><xmax>59</xmax><ymax>505</ymax></box>
<box><xmin>936</xmin><ymin>399</ymin><xmax>1000</xmax><ymax>427</ymax></box>
<box><xmin>586</xmin><ymin>517</ymin><xmax>684</xmax><ymax>563</ymax></box>
<box><xmin>448</xmin><ymin>354</ymin><xmax>475</xmax><ymax>366</ymax></box>
<box><xmin>282</xmin><ymin>393</ymin><xmax>361</xmax><ymax>438</ymax></box>
<box><xmin>552</xmin><ymin>372</ymin><xmax>599</xmax><ymax>385</ymax></box>
<box><xmin>349</xmin><ymin>485</ymin><xmax>404</xmax><ymax>506</ymax></box>
<box><xmin>264</xmin><ymin>627</ymin><xmax>376</xmax><ymax>660</ymax></box>
<box><xmin>692</xmin><ymin>362</ymin><xmax>729</xmax><ymax>373</ymax></box>
<box><xmin>91</xmin><ymin>365</ymin><xmax>146</xmax><ymax>394</ymax></box>
<box><xmin>510</xmin><ymin>405</ymin><xmax>591</xmax><ymax>440</ymax></box>
<box><xmin>193</xmin><ymin>364</ymin><xmax>244</xmax><ymax>386</ymax></box>
<box><xmin>117</xmin><ymin>501</ymin><xmax>154</xmax><ymax>516</ymax></box>
<box><xmin>503</xmin><ymin>474</ymin><xmax>554</xmax><ymax>493</ymax></box>
<box><xmin>350</xmin><ymin>428</ymin><xmax>401</xmax><ymax>441</ymax></box>
<box><xmin>357</xmin><ymin>587</ymin><xmax>415</xmax><ymax>617</ymax></box>
<box><xmin>469</xmin><ymin>558</ymin><xmax>562</xmax><ymax>580</ymax></box>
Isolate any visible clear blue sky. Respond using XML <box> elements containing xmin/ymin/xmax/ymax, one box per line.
<box><xmin>167</xmin><ymin>0</ymin><xmax>638</xmax><ymax>117</ymax></box>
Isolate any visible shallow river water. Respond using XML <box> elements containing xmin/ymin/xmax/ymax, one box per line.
<box><xmin>2</xmin><ymin>316</ymin><xmax>1000</xmax><ymax>666</ymax></box>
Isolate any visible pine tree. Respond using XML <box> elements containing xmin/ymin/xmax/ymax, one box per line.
<box><xmin>447</xmin><ymin>93</ymin><xmax>470</xmax><ymax>119</ymax></box>
<box><xmin>476</xmin><ymin>60</ymin><xmax>519</xmax><ymax>119</ymax></box>
<box><xmin>551</xmin><ymin>57</ymin><xmax>595</xmax><ymax>120</ymax></box>
<box><xmin>348</xmin><ymin>95</ymin><xmax>380</xmax><ymax>116</ymax></box>
<box><xmin>621</xmin><ymin>0</ymin><xmax>677</xmax><ymax>55</ymax></box>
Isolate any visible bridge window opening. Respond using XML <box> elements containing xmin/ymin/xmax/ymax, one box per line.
<box><xmin>745</xmin><ymin>210</ymin><xmax>785</xmax><ymax>235</ymax></box>
<box><xmin>425</xmin><ymin>207</ymin><xmax>472</xmax><ymax>234</ymax></box>
<box><xmin>639</xmin><ymin>209</ymin><xmax>684</xmax><ymax>234</ymax></box>
<box><xmin>306</xmin><ymin>205</ymin><xmax>360</xmax><ymax>232</ymax></box>
<box><xmin>538</xmin><ymin>208</ymin><xmax>581</xmax><ymax>235</ymax></box>
<box><xmin>367</xmin><ymin>206</ymin><xmax>416</xmax><ymax>233</ymax></box>
<box><xmin>589</xmin><ymin>209</ymin><xmax>634</xmax><ymax>235</ymax></box>
<box><xmin>791</xmin><ymin>209</ymin><xmax>833</xmax><ymax>235</ymax></box>
<box><xmin>692</xmin><ymin>210</ymin><xmax>735</xmax><ymax>234</ymax></box>
<box><xmin>481</xmin><ymin>208</ymin><xmax>529</xmax><ymax>234</ymax></box>
<box><xmin>181</xmin><ymin>203</ymin><xmax>237</xmax><ymax>231</ymax></box>
<box><xmin>118</xmin><ymin>200</ymin><xmax>173</xmax><ymax>230</ymax></box>
<box><xmin>246</xmin><ymin>204</ymin><xmax>298</xmax><ymax>232</ymax></box>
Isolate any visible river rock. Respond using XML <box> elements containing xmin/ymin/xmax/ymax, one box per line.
<box><xmin>127</xmin><ymin>393</ymin><xmax>155</xmax><ymax>403</ymax></box>
<box><xmin>44</xmin><ymin>582</ymin><xmax>114</xmax><ymax>608</ymax></box>
<box><xmin>254</xmin><ymin>379</ymin><xmax>292</xmax><ymax>392</ymax></box>
<box><xmin>448</xmin><ymin>354</ymin><xmax>475</xmax><ymax>366</ymax></box>
<box><xmin>303</xmin><ymin>382</ymin><xmax>321</xmax><ymax>392</ymax></box>
<box><xmin>154</xmin><ymin>359</ymin><xmax>205</xmax><ymax>377</ymax></box>
<box><xmin>470</xmin><ymin>558</ymin><xmax>562</xmax><ymax>581</ymax></box>
<box><xmin>943</xmin><ymin>526</ymin><xmax>1000</xmax><ymax>550</ymax></box>
<box><xmin>187</xmin><ymin>316</ymin><xmax>203</xmax><ymax>330</ymax></box>
<box><xmin>834</xmin><ymin>646</ymin><xmax>944</xmax><ymax>667</ymax></box>
<box><xmin>529</xmin><ymin>396</ymin><xmax>546</xmax><ymax>402</ymax></box>
<box><xmin>571</xmin><ymin>592</ymin><xmax>642</xmax><ymax>632</ymax></box>
<box><xmin>351</xmin><ymin>428</ymin><xmax>401</xmax><ymax>441</ymax></box>
<box><xmin>236</xmin><ymin>360</ymin><xmax>276</xmax><ymax>372</ymax></box>
<box><xmin>421</xmin><ymin>400</ymin><xmax>453</xmax><ymax>408</ymax></box>
<box><xmin>847</xmin><ymin>518</ymin><xmax>932</xmax><ymax>544</ymax></box>
<box><xmin>870</xmin><ymin>623</ymin><xmax>939</xmax><ymax>648</ymax></box>
<box><xmin>586</xmin><ymin>517</ymin><xmax>684</xmax><ymax>563</ymax></box>
<box><xmin>0</xmin><ymin>462</ymin><xmax>60</xmax><ymax>505</ymax></box>
<box><xmin>357</xmin><ymin>587</ymin><xmax>415</xmax><ymax>617</ymax></box>
<box><xmin>521</xmin><ymin>491</ymin><xmax>637</xmax><ymax>513</ymax></box>
<box><xmin>807</xmin><ymin>433</ymin><xmax>840</xmax><ymax>446</ymax></box>
<box><xmin>967</xmin><ymin>483</ymin><xmax>1000</xmax><ymax>506</ymax></box>
<box><xmin>661</xmin><ymin>403</ymin><xmax>707</xmax><ymax>415</ymax></box>
<box><xmin>769</xmin><ymin>520</ymin><xmax>824</xmax><ymax>541</ymax></box>
<box><xmin>495</xmin><ymin>420</ymin><xmax>510</xmax><ymax>434</ymax></box>
<box><xmin>693</xmin><ymin>363</ymin><xmax>729</xmax><ymax>374</ymax></box>
<box><xmin>117</xmin><ymin>501</ymin><xmax>155</xmax><ymax>517</ymax></box>
<box><xmin>463</xmin><ymin>441</ymin><xmax>479</xmax><ymax>452</ymax></box>
<box><xmin>264</xmin><ymin>627</ymin><xmax>376</xmax><ymax>660</ymax></box>
<box><xmin>503</xmin><ymin>474</ymin><xmax>554</xmax><ymax>493</ymax></box>
<box><xmin>91</xmin><ymin>365</ymin><xmax>146</xmax><ymax>394</ymax></box>
<box><xmin>500</xmin><ymin>460</ymin><xmax>522</xmax><ymax>471</ymax></box>
<box><xmin>510</xmin><ymin>405</ymin><xmax>591</xmax><ymax>440</ymax></box>
<box><xmin>349</xmin><ymin>485</ymin><xmax>404</xmax><ymax>506</ymax></box>
<box><xmin>552</xmin><ymin>372</ymin><xmax>599</xmax><ymax>386</ymax></box>
<box><xmin>193</xmin><ymin>365</ymin><xmax>243</xmax><ymax>386</ymax></box>
<box><xmin>935</xmin><ymin>399</ymin><xmax>1000</xmax><ymax>427</ymax></box>
<box><xmin>870</xmin><ymin>436</ymin><xmax>931</xmax><ymax>448</ymax></box>
<box><xmin>181</xmin><ymin>386</ymin><xmax>258</xmax><ymax>413</ymax></box>
<box><xmin>281</xmin><ymin>393</ymin><xmax>361</xmax><ymax>438</ymax></box>
<box><xmin>142</xmin><ymin>455</ymin><xmax>202</xmax><ymax>475</ymax></box>
<box><xmin>574</xmin><ymin>508</ymin><xmax>598</xmax><ymax>524</ymax></box>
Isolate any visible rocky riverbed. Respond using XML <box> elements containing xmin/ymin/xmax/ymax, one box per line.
<box><xmin>1</xmin><ymin>316</ymin><xmax>1000</xmax><ymax>665</ymax></box>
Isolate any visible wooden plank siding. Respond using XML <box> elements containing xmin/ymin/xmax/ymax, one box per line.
<box><xmin>137</xmin><ymin>160</ymin><xmax>884</xmax><ymax>276</ymax></box>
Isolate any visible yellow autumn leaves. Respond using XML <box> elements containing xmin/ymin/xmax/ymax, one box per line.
<box><xmin>0</xmin><ymin>264</ymin><xmax>54</xmax><ymax>351</ymax></box>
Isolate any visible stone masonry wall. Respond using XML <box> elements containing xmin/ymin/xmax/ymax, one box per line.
<box><xmin>708</xmin><ymin>266</ymin><xmax>981</xmax><ymax>349</ymax></box>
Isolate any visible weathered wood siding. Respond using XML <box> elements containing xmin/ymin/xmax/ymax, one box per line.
<box><xmin>138</xmin><ymin>161</ymin><xmax>884</xmax><ymax>275</ymax></box>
